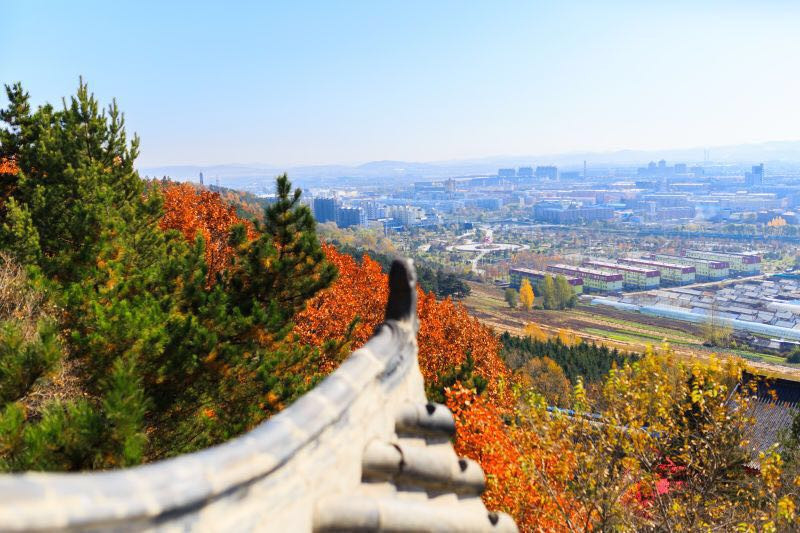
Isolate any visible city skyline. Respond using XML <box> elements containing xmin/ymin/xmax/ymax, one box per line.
<box><xmin>4</xmin><ymin>1</ymin><xmax>800</xmax><ymax>168</ymax></box>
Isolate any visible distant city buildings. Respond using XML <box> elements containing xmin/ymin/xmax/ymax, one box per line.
<box><xmin>498</xmin><ymin>168</ymin><xmax>516</xmax><ymax>178</ymax></box>
<box><xmin>533</xmin><ymin>201</ymin><xmax>614</xmax><ymax>224</ymax></box>
<box><xmin>313</xmin><ymin>197</ymin><xmax>338</xmax><ymax>223</ymax></box>
<box><xmin>535</xmin><ymin>166</ymin><xmax>558</xmax><ymax>180</ymax></box>
<box><xmin>313</xmin><ymin>197</ymin><xmax>368</xmax><ymax>228</ymax></box>
<box><xmin>303</xmin><ymin>160</ymin><xmax>788</xmax><ymax>233</ymax></box>
<box><xmin>336</xmin><ymin>206</ymin><xmax>367</xmax><ymax>229</ymax></box>
<box><xmin>388</xmin><ymin>205</ymin><xmax>426</xmax><ymax>227</ymax></box>
<box><xmin>745</xmin><ymin>164</ymin><xmax>764</xmax><ymax>188</ymax></box>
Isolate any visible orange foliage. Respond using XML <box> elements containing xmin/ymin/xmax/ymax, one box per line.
<box><xmin>447</xmin><ymin>385</ymin><xmax>578</xmax><ymax>531</ymax></box>
<box><xmin>294</xmin><ymin>245</ymin><xmax>510</xmax><ymax>392</ymax></box>
<box><xmin>0</xmin><ymin>157</ymin><xmax>19</xmax><ymax>210</ymax></box>
<box><xmin>293</xmin><ymin>245</ymin><xmax>388</xmax><ymax>370</ymax></box>
<box><xmin>294</xmin><ymin>246</ymin><xmax>538</xmax><ymax>523</ymax></box>
<box><xmin>0</xmin><ymin>157</ymin><xmax>17</xmax><ymax>175</ymax></box>
<box><xmin>159</xmin><ymin>182</ymin><xmax>255</xmax><ymax>284</ymax></box>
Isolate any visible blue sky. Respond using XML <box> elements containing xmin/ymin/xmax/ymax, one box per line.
<box><xmin>2</xmin><ymin>1</ymin><xmax>800</xmax><ymax>167</ymax></box>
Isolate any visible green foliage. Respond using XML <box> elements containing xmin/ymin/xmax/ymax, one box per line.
<box><xmin>500</xmin><ymin>331</ymin><xmax>635</xmax><ymax>383</ymax></box>
<box><xmin>504</xmin><ymin>288</ymin><xmax>519</xmax><ymax>308</ymax></box>
<box><xmin>0</xmin><ymin>81</ymin><xmax>336</xmax><ymax>471</ymax></box>
<box><xmin>553</xmin><ymin>275</ymin><xmax>577</xmax><ymax>308</ymax></box>
<box><xmin>0</xmin><ymin>320</ymin><xmax>61</xmax><ymax>404</ymax></box>
<box><xmin>427</xmin><ymin>352</ymin><xmax>488</xmax><ymax>404</ymax></box>
<box><xmin>540</xmin><ymin>275</ymin><xmax>556</xmax><ymax>310</ymax></box>
<box><xmin>533</xmin><ymin>275</ymin><xmax>575</xmax><ymax>310</ymax></box>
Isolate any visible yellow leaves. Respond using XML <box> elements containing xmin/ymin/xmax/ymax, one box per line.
<box><xmin>572</xmin><ymin>377</ymin><xmax>588</xmax><ymax>413</ymax></box>
<box><xmin>767</xmin><ymin>216</ymin><xmax>787</xmax><ymax>228</ymax></box>
<box><xmin>523</xmin><ymin>322</ymin><xmax>547</xmax><ymax>342</ymax></box>
<box><xmin>777</xmin><ymin>495</ymin><xmax>796</xmax><ymax>522</ymax></box>
<box><xmin>760</xmin><ymin>449</ymin><xmax>783</xmax><ymax>493</ymax></box>
<box><xmin>556</xmin><ymin>328</ymin><xmax>581</xmax><ymax>346</ymax></box>
<box><xmin>519</xmin><ymin>278</ymin><xmax>534</xmax><ymax>310</ymax></box>
<box><xmin>203</xmin><ymin>348</ymin><xmax>218</xmax><ymax>363</ymax></box>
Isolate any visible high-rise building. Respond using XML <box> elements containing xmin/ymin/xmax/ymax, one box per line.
<box><xmin>313</xmin><ymin>197</ymin><xmax>338</xmax><ymax>223</ymax></box>
<box><xmin>388</xmin><ymin>205</ymin><xmax>425</xmax><ymax>227</ymax></box>
<box><xmin>199</xmin><ymin>172</ymin><xmax>204</xmax><ymax>186</ymax></box>
<box><xmin>498</xmin><ymin>168</ymin><xmax>516</xmax><ymax>178</ymax></box>
<box><xmin>745</xmin><ymin>163</ymin><xmax>764</xmax><ymax>188</ymax></box>
<box><xmin>517</xmin><ymin>167</ymin><xmax>533</xmax><ymax>178</ymax></box>
<box><xmin>535</xmin><ymin>166</ymin><xmax>558</xmax><ymax>180</ymax></box>
<box><xmin>336</xmin><ymin>207</ymin><xmax>366</xmax><ymax>228</ymax></box>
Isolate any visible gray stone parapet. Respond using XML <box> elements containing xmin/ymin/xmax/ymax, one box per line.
<box><xmin>0</xmin><ymin>259</ymin><xmax>517</xmax><ymax>532</ymax></box>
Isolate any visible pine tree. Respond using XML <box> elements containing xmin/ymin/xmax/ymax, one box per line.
<box><xmin>0</xmin><ymin>81</ymin><xmax>337</xmax><ymax>471</ymax></box>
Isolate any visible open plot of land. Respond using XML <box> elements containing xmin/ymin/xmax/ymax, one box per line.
<box><xmin>463</xmin><ymin>281</ymin><xmax>800</xmax><ymax>379</ymax></box>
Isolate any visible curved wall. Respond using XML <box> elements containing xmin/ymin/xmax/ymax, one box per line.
<box><xmin>0</xmin><ymin>260</ymin><xmax>516</xmax><ymax>533</ymax></box>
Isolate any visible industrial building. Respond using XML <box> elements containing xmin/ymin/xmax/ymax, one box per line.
<box><xmin>546</xmin><ymin>264</ymin><xmax>623</xmax><ymax>293</ymax></box>
<box><xmin>683</xmin><ymin>250</ymin><xmax>762</xmax><ymax>275</ymax></box>
<box><xmin>651</xmin><ymin>254</ymin><xmax>729</xmax><ymax>281</ymax></box>
<box><xmin>583</xmin><ymin>260</ymin><xmax>660</xmax><ymax>290</ymax></box>
<box><xmin>509</xmin><ymin>267</ymin><xmax>584</xmax><ymax>294</ymax></box>
<box><xmin>618</xmin><ymin>258</ymin><xmax>696</xmax><ymax>285</ymax></box>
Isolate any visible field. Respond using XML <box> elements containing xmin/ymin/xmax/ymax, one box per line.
<box><xmin>463</xmin><ymin>281</ymin><xmax>800</xmax><ymax>379</ymax></box>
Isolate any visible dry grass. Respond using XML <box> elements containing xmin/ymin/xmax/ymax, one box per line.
<box><xmin>0</xmin><ymin>252</ymin><xmax>86</xmax><ymax>413</ymax></box>
<box><xmin>0</xmin><ymin>252</ymin><xmax>49</xmax><ymax>340</ymax></box>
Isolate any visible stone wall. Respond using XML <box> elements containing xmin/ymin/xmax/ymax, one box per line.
<box><xmin>0</xmin><ymin>260</ymin><xmax>517</xmax><ymax>532</ymax></box>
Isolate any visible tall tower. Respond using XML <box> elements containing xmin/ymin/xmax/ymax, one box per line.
<box><xmin>583</xmin><ymin>160</ymin><xmax>587</xmax><ymax>180</ymax></box>
<box><xmin>199</xmin><ymin>172</ymin><xmax>204</xmax><ymax>186</ymax></box>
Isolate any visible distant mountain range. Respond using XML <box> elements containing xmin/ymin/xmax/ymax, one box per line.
<box><xmin>138</xmin><ymin>140</ymin><xmax>800</xmax><ymax>189</ymax></box>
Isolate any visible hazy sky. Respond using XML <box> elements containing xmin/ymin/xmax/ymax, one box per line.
<box><xmin>2</xmin><ymin>1</ymin><xmax>800</xmax><ymax>167</ymax></box>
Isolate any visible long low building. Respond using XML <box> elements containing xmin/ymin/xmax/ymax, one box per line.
<box><xmin>509</xmin><ymin>267</ymin><xmax>584</xmax><ymax>294</ymax></box>
<box><xmin>583</xmin><ymin>260</ymin><xmax>660</xmax><ymax>289</ymax></box>
<box><xmin>651</xmin><ymin>254</ymin><xmax>729</xmax><ymax>281</ymax></box>
<box><xmin>684</xmin><ymin>250</ymin><xmax>761</xmax><ymax>275</ymax></box>
<box><xmin>619</xmin><ymin>257</ymin><xmax>696</xmax><ymax>285</ymax></box>
<box><xmin>547</xmin><ymin>264</ymin><xmax>623</xmax><ymax>293</ymax></box>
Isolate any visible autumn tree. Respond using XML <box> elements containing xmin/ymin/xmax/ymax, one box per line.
<box><xmin>516</xmin><ymin>345</ymin><xmax>800</xmax><ymax>531</ymax></box>
<box><xmin>523</xmin><ymin>322</ymin><xmax>548</xmax><ymax>342</ymax></box>
<box><xmin>0</xmin><ymin>81</ymin><xmax>335</xmax><ymax>470</ymax></box>
<box><xmin>519</xmin><ymin>356</ymin><xmax>571</xmax><ymax>407</ymax></box>
<box><xmin>159</xmin><ymin>182</ymin><xmax>255</xmax><ymax>284</ymax></box>
<box><xmin>519</xmin><ymin>278</ymin><xmax>535</xmax><ymax>311</ymax></box>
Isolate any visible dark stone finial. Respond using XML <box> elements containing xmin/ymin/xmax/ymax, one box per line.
<box><xmin>385</xmin><ymin>258</ymin><xmax>417</xmax><ymax>322</ymax></box>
